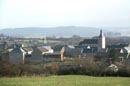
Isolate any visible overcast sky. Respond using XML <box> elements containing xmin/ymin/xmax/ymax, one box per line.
<box><xmin>0</xmin><ymin>0</ymin><xmax>130</xmax><ymax>29</ymax></box>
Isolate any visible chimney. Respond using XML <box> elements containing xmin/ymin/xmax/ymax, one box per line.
<box><xmin>60</xmin><ymin>47</ymin><xmax>65</xmax><ymax>62</ymax></box>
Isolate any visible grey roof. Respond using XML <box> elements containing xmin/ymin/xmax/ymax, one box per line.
<box><xmin>79</xmin><ymin>39</ymin><xmax>98</xmax><ymax>45</ymax></box>
<box><xmin>52</xmin><ymin>45</ymin><xmax>64</xmax><ymax>51</ymax></box>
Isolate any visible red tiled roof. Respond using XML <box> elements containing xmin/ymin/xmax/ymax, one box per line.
<box><xmin>38</xmin><ymin>47</ymin><xmax>48</xmax><ymax>52</ymax></box>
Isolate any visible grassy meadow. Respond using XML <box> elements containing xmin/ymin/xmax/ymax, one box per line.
<box><xmin>0</xmin><ymin>75</ymin><xmax>130</xmax><ymax>86</ymax></box>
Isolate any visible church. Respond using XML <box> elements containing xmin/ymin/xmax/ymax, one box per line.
<box><xmin>79</xmin><ymin>30</ymin><xmax>106</xmax><ymax>52</ymax></box>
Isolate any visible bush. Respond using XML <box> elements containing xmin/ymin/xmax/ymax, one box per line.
<box><xmin>0</xmin><ymin>58</ymin><xmax>130</xmax><ymax>77</ymax></box>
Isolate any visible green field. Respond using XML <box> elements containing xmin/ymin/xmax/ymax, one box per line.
<box><xmin>0</xmin><ymin>75</ymin><xmax>130</xmax><ymax>86</ymax></box>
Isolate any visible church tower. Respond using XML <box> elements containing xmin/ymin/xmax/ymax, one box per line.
<box><xmin>98</xmin><ymin>29</ymin><xmax>106</xmax><ymax>49</ymax></box>
<box><xmin>43</xmin><ymin>35</ymin><xmax>47</xmax><ymax>44</ymax></box>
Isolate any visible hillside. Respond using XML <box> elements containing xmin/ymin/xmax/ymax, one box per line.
<box><xmin>0</xmin><ymin>26</ymin><xmax>129</xmax><ymax>37</ymax></box>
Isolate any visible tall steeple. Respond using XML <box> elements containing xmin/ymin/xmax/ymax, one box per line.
<box><xmin>99</xmin><ymin>29</ymin><xmax>104</xmax><ymax>38</ymax></box>
<box><xmin>98</xmin><ymin>29</ymin><xmax>106</xmax><ymax>49</ymax></box>
<box><xmin>100</xmin><ymin>29</ymin><xmax>102</xmax><ymax>37</ymax></box>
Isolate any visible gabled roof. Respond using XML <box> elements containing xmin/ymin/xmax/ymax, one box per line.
<box><xmin>9</xmin><ymin>47</ymin><xmax>26</xmax><ymax>53</ymax></box>
<box><xmin>52</xmin><ymin>45</ymin><xmax>64</xmax><ymax>51</ymax></box>
<box><xmin>124</xmin><ymin>46</ymin><xmax>130</xmax><ymax>53</ymax></box>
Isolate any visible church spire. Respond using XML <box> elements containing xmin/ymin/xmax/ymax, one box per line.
<box><xmin>44</xmin><ymin>35</ymin><xmax>47</xmax><ymax>44</ymax></box>
<box><xmin>98</xmin><ymin>29</ymin><xmax>106</xmax><ymax>49</ymax></box>
<box><xmin>99</xmin><ymin>29</ymin><xmax>104</xmax><ymax>37</ymax></box>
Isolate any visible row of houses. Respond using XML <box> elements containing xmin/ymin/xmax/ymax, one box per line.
<box><xmin>7</xmin><ymin>43</ymin><xmax>130</xmax><ymax>64</ymax></box>
<box><xmin>8</xmin><ymin>44</ymin><xmax>64</xmax><ymax>64</ymax></box>
<box><xmin>8</xmin><ymin>44</ymin><xmax>99</xmax><ymax>64</ymax></box>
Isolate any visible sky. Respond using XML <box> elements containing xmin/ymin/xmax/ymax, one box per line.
<box><xmin>0</xmin><ymin>0</ymin><xmax>130</xmax><ymax>29</ymax></box>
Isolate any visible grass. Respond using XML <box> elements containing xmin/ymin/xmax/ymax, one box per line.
<box><xmin>0</xmin><ymin>75</ymin><xmax>130</xmax><ymax>86</ymax></box>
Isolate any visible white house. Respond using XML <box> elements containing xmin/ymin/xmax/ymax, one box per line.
<box><xmin>124</xmin><ymin>44</ymin><xmax>130</xmax><ymax>58</ymax></box>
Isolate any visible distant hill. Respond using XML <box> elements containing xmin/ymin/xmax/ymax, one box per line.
<box><xmin>0</xmin><ymin>26</ymin><xmax>129</xmax><ymax>37</ymax></box>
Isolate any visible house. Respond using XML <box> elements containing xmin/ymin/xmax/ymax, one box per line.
<box><xmin>9</xmin><ymin>44</ymin><xmax>44</xmax><ymax>64</ymax></box>
<box><xmin>107</xmin><ymin>44</ymin><xmax>130</xmax><ymax>59</ymax></box>
<box><xmin>124</xmin><ymin>44</ymin><xmax>130</xmax><ymax>58</ymax></box>
<box><xmin>23</xmin><ymin>47</ymin><xmax>33</xmax><ymax>63</ymax></box>
<box><xmin>43</xmin><ymin>46</ymin><xmax>65</xmax><ymax>62</ymax></box>
<box><xmin>43</xmin><ymin>52</ymin><xmax>61</xmax><ymax>63</ymax></box>
<box><xmin>9</xmin><ymin>44</ymin><xmax>34</xmax><ymax>64</ymax></box>
<box><xmin>64</xmin><ymin>46</ymin><xmax>82</xmax><ymax>58</ymax></box>
<box><xmin>81</xmin><ymin>46</ymin><xmax>98</xmax><ymax>57</ymax></box>
<box><xmin>25</xmin><ymin>47</ymin><xmax>43</xmax><ymax>63</ymax></box>
<box><xmin>9</xmin><ymin>45</ymin><xmax>26</xmax><ymax>64</ymax></box>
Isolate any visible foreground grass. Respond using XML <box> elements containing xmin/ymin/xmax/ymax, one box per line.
<box><xmin>0</xmin><ymin>75</ymin><xmax>130</xmax><ymax>86</ymax></box>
